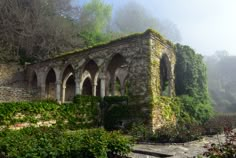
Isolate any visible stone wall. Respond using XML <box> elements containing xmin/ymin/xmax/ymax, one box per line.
<box><xmin>0</xmin><ymin>30</ymin><xmax>176</xmax><ymax>131</ymax></box>
<box><xmin>0</xmin><ymin>63</ymin><xmax>40</xmax><ymax>102</ymax></box>
<box><xmin>149</xmin><ymin>32</ymin><xmax>176</xmax><ymax>131</ymax></box>
<box><xmin>0</xmin><ymin>63</ymin><xmax>25</xmax><ymax>87</ymax></box>
<box><xmin>0</xmin><ymin>87</ymin><xmax>40</xmax><ymax>102</ymax></box>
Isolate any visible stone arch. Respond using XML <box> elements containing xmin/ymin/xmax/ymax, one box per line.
<box><xmin>81</xmin><ymin>59</ymin><xmax>99</xmax><ymax>96</ymax></box>
<box><xmin>62</xmin><ymin>64</ymin><xmax>75</xmax><ymax>102</ymax></box>
<box><xmin>106</xmin><ymin>53</ymin><xmax>128</xmax><ymax>96</ymax></box>
<box><xmin>160</xmin><ymin>53</ymin><xmax>171</xmax><ymax>96</ymax></box>
<box><xmin>45</xmin><ymin>68</ymin><xmax>56</xmax><ymax>99</ymax></box>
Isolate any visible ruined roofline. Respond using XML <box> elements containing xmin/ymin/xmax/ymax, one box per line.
<box><xmin>29</xmin><ymin>29</ymin><xmax>174</xmax><ymax>65</ymax></box>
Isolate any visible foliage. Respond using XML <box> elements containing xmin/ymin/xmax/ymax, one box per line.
<box><xmin>0</xmin><ymin>0</ymin><xmax>82</xmax><ymax>62</ymax></box>
<box><xmin>178</xmin><ymin>95</ymin><xmax>213</xmax><ymax>124</ymax></box>
<box><xmin>102</xmin><ymin>96</ymin><xmax>130</xmax><ymax>131</ymax></box>
<box><xmin>128</xmin><ymin>122</ymin><xmax>203</xmax><ymax>143</ymax></box>
<box><xmin>78</xmin><ymin>0</ymin><xmax>114</xmax><ymax>46</ymax></box>
<box><xmin>203</xmin><ymin>114</ymin><xmax>236</xmax><ymax>135</ymax></box>
<box><xmin>151</xmin><ymin>123</ymin><xmax>204</xmax><ymax>143</ymax></box>
<box><xmin>72</xmin><ymin>95</ymin><xmax>101</xmax><ymax>127</ymax></box>
<box><xmin>0</xmin><ymin>127</ymin><xmax>133</xmax><ymax>158</ymax></box>
<box><xmin>203</xmin><ymin>127</ymin><xmax>236</xmax><ymax>158</ymax></box>
<box><xmin>128</xmin><ymin>123</ymin><xmax>152</xmax><ymax>142</ymax></box>
<box><xmin>0</xmin><ymin>97</ymin><xmax>101</xmax><ymax>129</ymax></box>
<box><xmin>175</xmin><ymin>43</ymin><xmax>213</xmax><ymax>123</ymax></box>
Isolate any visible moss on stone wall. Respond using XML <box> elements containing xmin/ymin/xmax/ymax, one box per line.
<box><xmin>148</xmin><ymin>32</ymin><xmax>176</xmax><ymax>131</ymax></box>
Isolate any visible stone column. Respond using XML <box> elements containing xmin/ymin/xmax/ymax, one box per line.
<box><xmin>40</xmin><ymin>84</ymin><xmax>46</xmax><ymax>99</ymax></box>
<box><xmin>100</xmin><ymin>75</ymin><xmax>106</xmax><ymax>98</ymax></box>
<box><xmin>111</xmin><ymin>79</ymin><xmax>115</xmax><ymax>96</ymax></box>
<box><xmin>56</xmin><ymin>80</ymin><xmax>62</xmax><ymax>103</ymax></box>
<box><xmin>92</xmin><ymin>83</ymin><xmax>97</xmax><ymax>96</ymax></box>
<box><xmin>62</xmin><ymin>85</ymin><xmax>66</xmax><ymax>103</ymax></box>
<box><xmin>75</xmin><ymin>79</ymin><xmax>81</xmax><ymax>95</ymax></box>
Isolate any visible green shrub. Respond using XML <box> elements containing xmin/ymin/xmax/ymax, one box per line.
<box><xmin>128</xmin><ymin>123</ymin><xmax>152</xmax><ymax>142</ymax></box>
<box><xmin>0</xmin><ymin>127</ymin><xmax>133</xmax><ymax>158</ymax></box>
<box><xmin>151</xmin><ymin>123</ymin><xmax>203</xmax><ymax>143</ymax></box>
<box><xmin>0</xmin><ymin>97</ymin><xmax>101</xmax><ymax>130</ymax></box>
<box><xmin>203</xmin><ymin>127</ymin><xmax>236</xmax><ymax>158</ymax></box>
<box><xmin>102</xmin><ymin>96</ymin><xmax>130</xmax><ymax>131</ymax></box>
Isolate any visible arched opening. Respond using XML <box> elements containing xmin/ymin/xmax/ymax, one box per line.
<box><xmin>82</xmin><ymin>77</ymin><xmax>93</xmax><ymax>95</ymax></box>
<box><xmin>62</xmin><ymin>65</ymin><xmax>75</xmax><ymax>102</ymax></box>
<box><xmin>82</xmin><ymin>60</ymin><xmax>99</xmax><ymax>96</ymax></box>
<box><xmin>31</xmin><ymin>71</ymin><xmax>38</xmax><ymax>89</ymax></box>
<box><xmin>46</xmin><ymin>68</ymin><xmax>56</xmax><ymax>99</ymax></box>
<box><xmin>160</xmin><ymin>55</ymin><xmax>170</xmax><ymax>96</ymax></box>
<box><xmin>96</xmin><ymin>78</ymin><xmax>101</xmax><ymax>97</ymax></box>
<box><xmin>106</xmin><ymin>54</ymin><xmax>128</xmax><ymax>96</ymax></box>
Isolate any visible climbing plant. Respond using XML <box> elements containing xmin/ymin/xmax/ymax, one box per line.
<box><xmin>175</xmin><ymin>43</ymin><xmax>213</xmax><ymax>123</ymax></box>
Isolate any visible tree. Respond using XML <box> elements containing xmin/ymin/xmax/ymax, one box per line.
<box><xmin>78</xmin><ymin>0</ymin><xmax>113</xmax><ymax>46</ymax></box>
<box><xmin>175</xmin><ymin>43</ymin><xmax>212</xmax><ymax>122</ymax></box>
<box><xmin>0</xmin><ymin>0</ymin><xmax>82</xmax><ymax>62</ymax></box>
<box><xmin>205</xmin><ymin>51</ymin><xmax>236</xmax><ymax>112</ymax></box>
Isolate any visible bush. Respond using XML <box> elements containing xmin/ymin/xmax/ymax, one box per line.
<box><xmin>149</xmin><ymin>123</ymin><xmax>203</xmax><ymax>143</ymax></box>
<box><xmin>0</xmin><ymin>127</ymin><xmax>133</xmax><ymax>158</ymax></box>
<box><xmin>0</xmin><ymin>97</ymin><xmax>101</xmax><ymax>130</ymax></box>
<box><xmin>203</xmin><ymin>114</ymin><xmax>236</xmax><ymax>135</ymax></box>
<box><xmin>203</xmin><ymin>127</ymin><xmax>236</xmax><ymax>157</ymax></box>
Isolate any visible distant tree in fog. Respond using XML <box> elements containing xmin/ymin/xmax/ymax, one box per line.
<box><xmin>112</xmin><ymin>1</ymin><xmax>181</xmax><ymax>42</ymax></box>
<box><xmin>205</xmin><ymin>51</ymin><xmax>236</xmax><ymax>112</ymax></box>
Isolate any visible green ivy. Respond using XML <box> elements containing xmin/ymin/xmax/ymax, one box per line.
<box><xmin>175</xmin><ymin>43</ymin><xmax>213</xmax><ymax>123</ymax></box>
<box><xmin>0</xmin><ymin>97</ymin><xmax>101</xmax><ymax>129</ymax></box>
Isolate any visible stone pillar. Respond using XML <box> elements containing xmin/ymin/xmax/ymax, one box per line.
<box><xmin>100</xmin><ymin>75</ymin><xmax>106</xmax><ymax>98</ymax></box>
<box><xmin>92</xmin><ymin>83</ymin><xmax>97</xmax><ymax>96</ymax></box>
<box><xmin>62</xmin><ymin>85</ymin><xmax>66</xmax><ymax>103</ymax></box>
<box><xmin>56</xmin><ymin>80</ymin><xmax>62</xmax><ymax>103</ymax></box>
<box><xmin>75</xmin><ymin>79</ymin><xmax>81</xmax><ymax>95</ymax></box>
<box><xmin>111</xmin><ymin>79</ymin><xmax>115</xmax><ymax>96</ymax></box>
<box><xmin>40</xmin><ymin>84</ymin><xmax>46</xmax><ymax>98</ymax></box>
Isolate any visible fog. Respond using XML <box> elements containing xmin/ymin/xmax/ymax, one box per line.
<box><xmin>76</xmin><ymin>0</ymin><xmax>236</xmax><ymax>56</ymax></box>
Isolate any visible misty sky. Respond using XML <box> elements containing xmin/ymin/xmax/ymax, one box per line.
<box><xmin>76</xmin><ymin>0</ymin><xmax>236</xmax><ymax>56</ymax></box>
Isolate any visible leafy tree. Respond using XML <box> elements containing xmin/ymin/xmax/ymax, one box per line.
<box><xmin>78</xmin><ymin>0</ymin><xmax>113</xmax><ymax>46</ymax></box>
<box><xmin>0</xmin><ymin>0</ymin><xmax>82</xmax><ymax>62</ymax></box>
<box><xmin>175</xmin><ymin>43</ymin><xmax>213</xmax><ymax>123</ymax></box>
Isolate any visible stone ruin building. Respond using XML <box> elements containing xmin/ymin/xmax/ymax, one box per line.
<box><xmin>0</xmin><ymin>29</ymin><xmax>176</xmax><ymax>130</ymax></box>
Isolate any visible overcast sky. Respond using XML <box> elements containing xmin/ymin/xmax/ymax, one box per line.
<box><xmin>76</xmin><ymin>0</ymin><xmax>236</xmax><ymax>56</ymax></box>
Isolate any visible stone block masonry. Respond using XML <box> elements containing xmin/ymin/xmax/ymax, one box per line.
<box><xmin>0</xmin><ymin>29</ymin><xmax>176</xmax><ymax>131</ymax></box>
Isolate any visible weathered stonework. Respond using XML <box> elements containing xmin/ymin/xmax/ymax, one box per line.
<box><xmin>0</xmin><ymin>63</ymin><xmax>39</xmax><ymax>102</ymax></box>
<box><xmin>0</xmin><ymin>29</ymin><xmax>176</xmax><ymax>131</ymax></box>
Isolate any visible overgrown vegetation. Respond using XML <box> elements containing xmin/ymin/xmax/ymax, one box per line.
<box><xmin>202</xmin><ymin>126</ymin><xmax>236</xmax><ymax>157</ymax></box>
<box><xmin>0</xmin><ymin>98</ymin><xmax>101</xmax><ymax>130</ymax></box>
<box><xmin>0</xmin><ymin>0</ymin><xmax>181</xmax><ymax>63</ymax></box>
<box><xmin>0</xmin><ymin>127</ymin><xmax>133</xmax><ymax>158</ymax></box>
<box><xmin>175</xmin><ymin>44</ymin><xmax>213</xmax><ymax>123</ymax></box>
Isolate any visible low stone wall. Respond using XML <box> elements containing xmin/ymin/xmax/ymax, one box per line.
<box><xmin>0</xmin><ymin>87</ymin><xmax>40</xmax><ymax>102</ymax></box>
<box><xmin>0</xmin><ymin>63</ymin><xmax>25</xmax><ymax>87</ymax></box>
